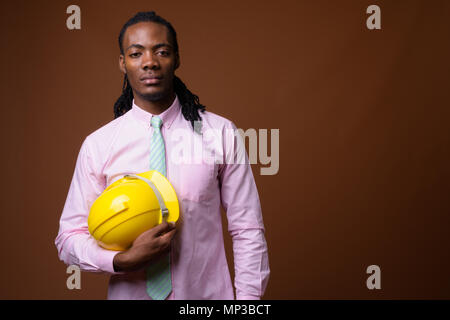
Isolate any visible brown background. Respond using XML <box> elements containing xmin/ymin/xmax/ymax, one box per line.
<box><xmin>1</xmin><ymin>0</ymin><xmax>449</xmax><ymax>299</ymax></box>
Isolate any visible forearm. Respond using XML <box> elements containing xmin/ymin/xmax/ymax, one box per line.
<box><xmin>55</xmin><ymin>230</ymin><xmax>120</xmax><ymax>274</ymax></box>
<box><xmin>231</xmin><ymin>228</ymin><xmax>270</xmax><ymax>300</ymax></box>
<box><xmin>112</xmin><ymin>250</ymin><xmax>146</xmax><ymax>272</ymax></box>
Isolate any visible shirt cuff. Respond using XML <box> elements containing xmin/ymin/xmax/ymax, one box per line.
<box><xmin>96</xmin><ymin>248</ymin><xmax>123</xmax><ymax>274</ymax></box>
<box><xmin>236</xmin><ymin>294</ymin><xmax>261</xmax><ymax>300</ymax></box>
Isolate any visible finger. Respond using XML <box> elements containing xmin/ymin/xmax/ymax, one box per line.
<box><xmin>149</xmin><ymin>221</ymin><xmax>171</xmax><ymax>236</ymax></box>
<box><xmin>158</xmin><ymin>228</ymin><xmax>176</xmax><ymax>243</ymax></box>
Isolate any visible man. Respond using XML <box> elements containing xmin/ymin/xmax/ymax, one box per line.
<box><xmin>55</xmin><ymin>11</ymin><xmax>269</xmax><ymax>300</ymax></box>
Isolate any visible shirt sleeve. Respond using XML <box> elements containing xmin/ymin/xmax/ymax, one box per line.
<box><xmin>219</xmin><ymin>121</ymin><xmax>270</xmax><ymax>300</ymax></box>
<box><xmin>55</xmin><ymin>137</ymin><xmax>121</xmax><ymax>274</ymax></box>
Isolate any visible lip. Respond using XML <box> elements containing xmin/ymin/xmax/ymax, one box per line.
<box><xmin>140</xmin><ymin>75</ymin><xmax>162</xmax><ymax>85</ymax></box>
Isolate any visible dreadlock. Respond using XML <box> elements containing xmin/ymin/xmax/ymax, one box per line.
<box><xmin>113</xmin><ymin>11</ymin><xmax>206</xmax><ymax>130</ymax></box>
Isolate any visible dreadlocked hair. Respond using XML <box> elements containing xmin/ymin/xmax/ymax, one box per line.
<box><xmin>113</xmin><ymin>11</ymin><xmax>206</xmax><ymax>130</ymax></box>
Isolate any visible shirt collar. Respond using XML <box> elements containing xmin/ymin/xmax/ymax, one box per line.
<box><xmin>130</xmin><ymin>95</ymin><xmax>180</xmax><ymax>129</ymax></box>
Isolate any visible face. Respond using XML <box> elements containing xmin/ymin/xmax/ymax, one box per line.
<box><xmin>119</xmin><ymin>22</ymin><xmax>179</xmax><ymax>101</ymax></box>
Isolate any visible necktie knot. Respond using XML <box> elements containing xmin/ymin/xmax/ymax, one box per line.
<box><xmin>151</xmin><ymin>116</ymin><xmax>163</xmax><ymax>129</ymax></box>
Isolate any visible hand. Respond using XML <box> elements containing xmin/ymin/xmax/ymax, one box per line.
<box><xmin>113</xmin><ymin>221</ymin><xmax>177</xmax><ymax>272</ymax></box>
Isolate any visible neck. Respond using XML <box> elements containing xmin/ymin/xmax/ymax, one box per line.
<box><xmin>133</xmin><ymin>90</ymin><xmax>176</xmax><ymax>115</ymax></box>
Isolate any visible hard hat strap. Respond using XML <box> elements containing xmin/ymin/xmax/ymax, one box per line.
<box><xmin>124</xmin><ymin>174</ymin><xmax>169</xmax><ymax>221</ymax></box>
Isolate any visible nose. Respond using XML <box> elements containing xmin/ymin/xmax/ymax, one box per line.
<box><xmin>142</xmin><ymin>51</ymin><xmax>159</xmax><ymax>70</ymax></box>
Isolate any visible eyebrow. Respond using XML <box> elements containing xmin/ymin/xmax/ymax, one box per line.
<box><xmin>125</xmin><ymin>43</ymin><xmax>172</xmax><ymax>52</ymax></box>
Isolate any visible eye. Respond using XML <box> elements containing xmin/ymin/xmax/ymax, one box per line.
<box><xmin>157</xmin><ymin>50</ymin><xmax>169</xmax><ymax>57</ymax></box>
<box><xmin>129</xmin><ymin>52</ymin><xmax>141</xmax><ymax>58</ymax></box>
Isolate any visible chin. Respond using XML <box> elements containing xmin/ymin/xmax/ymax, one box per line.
<box><xmin>140</xmin><ymin>89</ymin><xmax>167</xmax><ymax>102</ymax></box>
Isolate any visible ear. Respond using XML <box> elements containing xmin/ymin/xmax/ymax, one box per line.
<box><xmin>119</xmin><ymin>54</ymin><xmax>126</xmax><ymax>74</ymax></box>
<box><xmin>174</xmin><ymin>53</ymin><xmax>180</xmax><ymax>70</ymax></box>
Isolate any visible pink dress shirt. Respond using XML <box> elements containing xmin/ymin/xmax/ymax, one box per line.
<box><xmin>55</xmin><ymin>95</ymin><xmax>269</xmax><ymax>299</ymax></box>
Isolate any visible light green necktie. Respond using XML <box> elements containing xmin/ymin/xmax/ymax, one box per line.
<box><xmin>146</xmin><ymin>115</ymin><xmax>172</xmax><ymax>300</ymax></box>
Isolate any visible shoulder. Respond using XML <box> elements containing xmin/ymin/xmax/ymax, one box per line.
<box><xmin>82</xmin><ymin>112</ymin><xmax>129</xmax><ymax>160</ymax></box>
<box><xmin>200</xmin><ymin>109</ymin><xmax>236</xmax><ymax>131</ymax></box>
<box><xmin>88</xmin><ymin>114</ymin><xmax>125</xmax><ymax>140</ymax></box>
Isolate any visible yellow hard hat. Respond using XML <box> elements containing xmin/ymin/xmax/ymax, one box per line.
<box><xmin>88</xmin><ymin>170</ymin><xmax>179</xmax><ymax>251</ymax></box>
